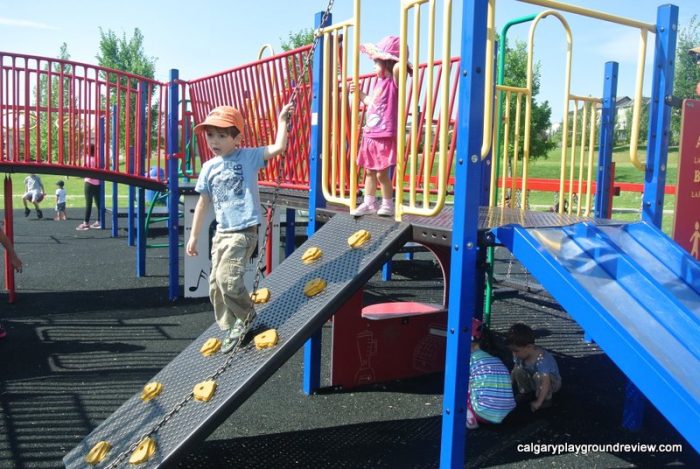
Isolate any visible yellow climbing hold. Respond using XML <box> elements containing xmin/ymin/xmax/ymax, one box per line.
<box><xmin>193</xmin><ymin>380</ymin><xmax>217</xmax><ymax>402</ymax></box>
<box><xmin>128</xmin><ymin>437</ymin><xmax>156</xmax><ymax>465</ymax></box>
<box><xmin>348</xmin><ymin>229</ymin><xmax>371</xmax><ymax>248</ymax></box>
<box><xmin>84</xmin><ymin>441</ymin><xmax>111</xmax><ymax>465</ymax></box>
<box><xmin>304</xmin><ymin>278</ymin><xmax>327</xmax><ymax>297</ymax></box>
<box><xmin>140</xmin><ymin>382</ymin><xmax>163</xmax><ymax>402</ymax></box>
<box><xmin>200</xmin><ymin>338</ymin><xmax>221</xmax><ymax>357</ymax></box>
<box><xmin>254</xmin><ymin>329</ymin><xmax>279</xmax><ymax>350</ymax></box>
<box><xmin>250</xmin><ymin>287</ymin><xmax>271</xmax><ymax>304</ymax></box>
<box><xmin>301</xmin><ymin>246</ymin><xmax>323</xmax><ymax>264</ymax></box>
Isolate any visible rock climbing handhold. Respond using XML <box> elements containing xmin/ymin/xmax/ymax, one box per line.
<box><xmin>250</xmin><ymin>288</ymin><xmax>271</xmax><ymax>304</ymax></box>
<box><xmin>128</xmin><ymin>437</ymin><xmax>156</xmax><ymax>465</ymax></box>
<box><xmin>193</xmin><ymin>380</ymin><xmax>217</xmax><ymax>402</ymax></box>
<box><xmin>254</xmin><ymin>329</ymin><xmax>279</xmax><ymax>350</ymax></box>
<box><xmin>303</xmin><ymin>278</ymin><xmax>327</xmax><ymax>297</ymax></box>
<box><xmin>301</xmin><ymin>246</ymin><xmax>323</xmax><ymax>264</ymax></box>
<box><xmin>140</xmin><ymin>382</ymin><xmax>163</xmax><ymax>402</ymax></box>
<box><xmin>200</xmin><ymin>338</ymin><xmax>221</xmax><ymax>357</ymax></box>
<box><xmin>348</xmin><ymin>229</ymin><xmax>371</xmax><ymax>248</ymax></box>
<box><xmin>84</xmin><ymin>441</ymin><xmax>111</xmax><ymax>465</ymax></box>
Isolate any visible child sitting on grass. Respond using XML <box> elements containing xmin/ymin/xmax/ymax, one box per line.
<box><xmin>506</xmin><ymin>322</ymin><xmax>561</xmax><ymax>412</ymax></box>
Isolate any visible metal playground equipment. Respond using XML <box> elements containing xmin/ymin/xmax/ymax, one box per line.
<box><xmin>1</xmin><ymin>1</ymin><xmax>697</xmax><ymax>468</ymax></box>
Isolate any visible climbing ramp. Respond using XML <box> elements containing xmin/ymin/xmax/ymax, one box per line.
<box><xmin>493</xmin><ymin>221</ymin><xmax>700</xmax><ymax>452</ymax></box>
<box><xmin>64</xmin><ymin>214</ymin><xmax>411</xmax><ymax>468</ymax></box>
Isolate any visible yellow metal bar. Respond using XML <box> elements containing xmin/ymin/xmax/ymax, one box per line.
<box><xmin>576</xmin><ymin>100</ymin><xmax>587</xmax><ymax>216</ymax></box>
<box><xmin>497</xmin><ymin>84</ymin><xmax>528</xmax><ymax>94</ymax></box>
<box><xmin>629</xmin><ymin>29</ymin><xmax>648</xmax><ymax>171</ymax></box>
<box><xmin>331</xmin><ymin>30</ymin><xmax>340</xmax><ymax>198</ymax></box>
<box><xmin>423</xmin><ymin>1</ymin><xmax>436</xmax><ymax>208</ymax></box>
<box><xmin>517</xmin><ymin>0</ymin><xmax>655</xmax><ymax>32</ymax></box>
<box><xmin>396</xmin><ymin>0</ymin><xmax>451</xmax><ymax>220</ymax></box>
<box><xmin>321</xmin><ymin>31</ymin><xmax>332</xmax><ymax>201</ymax></box>
<box><xmin>526</xmin><ymin>10</ymin><xmax>571</xmax><ymax>202</ymax></box>
<box><xmin>488</xmin><ymin>89</ymin><xmax>501</xmax><ymax>206</ymax></box>
<box><xmin>500</xmin><ymin>91</ymin><xmax>511</xmax><ymax>207</ymax></box>
<box><xmin>512</xmin><ymin>92</ymin><xmax>522</xmax><ymax>208</ymax></box>
<box><xmin>568</xmin><ymin>101</ymin><xmax>578</xmax><ymax>214</ymax></box>
<box><xmin>257</xmin><ymin>44</ymin><xmax>275</xmax><ymax>60</ymax></box>
<box><xmin>480</xmin><ymin>0</ymin><xmax>496</xmax><ymax>159</ymax></box>
<box><xmin>340</xmin><ymin>26</ymin><xmax>350</xmax><ymax>200</ymax></box>
<box><xmin>396</xmin><ymin>2</ymin><xmax>410</xmax><ymax>219</ymax></box>
<box><xmin>350</xmin><ymin>0</ymin><xmax>360</xmax><ymax>206</ymax></box>
<box><xmin>410</xmin><ymin>5</ymin><xmax>422</xmax><ymax>208</ymax></box>
<box><xmin>584</xmin><ymin>102</ymin><xmax>596</xmax><ymax>216</ymax></box>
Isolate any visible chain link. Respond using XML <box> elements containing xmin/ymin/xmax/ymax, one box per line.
<box><xmin>100</xmin><ymin>2</ymin><xmax>335</xmax><ymax>467</ymax></box>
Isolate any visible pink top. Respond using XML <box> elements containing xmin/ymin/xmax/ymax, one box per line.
<box><xmin>362</xmin><ymin>75</ymin><xmax>398</xmax><ymax>139</ymax></box>
<box><xmin>84</xmin><ymin>155</ymin><xmax>101</xmax><ymax>186</ymax></box>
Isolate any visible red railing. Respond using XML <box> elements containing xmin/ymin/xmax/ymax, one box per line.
<box><xmin>0</xmin><ymin>51</ymin><xmax>171</xmax><ymax>188</ymax></box>
<box><xmin>187</xmin><ymin>46</ymin><xmax>313</xmax><ymax>190</ymax></box>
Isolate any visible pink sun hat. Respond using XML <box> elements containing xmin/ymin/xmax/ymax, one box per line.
<box><xmin>359</xmin><ymin>35</ymin><xmax>413</xmax><ymax>72</ymax></box>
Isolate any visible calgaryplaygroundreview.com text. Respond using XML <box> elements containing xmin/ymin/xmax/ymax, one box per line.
<box><xmin>516</xmin><ymin>442</ymin><xmax>684</xmax><ymax>456</ymax></box>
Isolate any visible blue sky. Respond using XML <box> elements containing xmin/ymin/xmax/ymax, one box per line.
<box><xmin>1</xmin><ymin>0</ymin><xmax>698</xmax><ymax>121</ymax></box>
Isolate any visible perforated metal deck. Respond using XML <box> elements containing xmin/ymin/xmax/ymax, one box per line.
<box><xmin>63</xmin><ymin>215</ymin><xmax>411</xmax><ymax>468</ymax></box>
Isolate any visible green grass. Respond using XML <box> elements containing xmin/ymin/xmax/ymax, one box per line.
<box><xmin>523</xmin><ymin>144</ymin><xmax>678</xmax><ymax>234</ymax></box>
<box><xmin>0</xmin><ymin>173</ymin><xmax>149</xmax><ymax>210</ymax></box>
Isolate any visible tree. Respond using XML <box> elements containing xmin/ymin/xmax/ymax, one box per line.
<box><xmin>671</xmin><ymin>15</ymin><xmax>700</xmax><ymax>143</ymax></box>
<box><xmin>500</xmin><ymin>39</ymin><xmax>556</xmax><ymax>161</ymax></box>
<box><xmin>280</xmin><ymin>29</ymin><xmax>314</xmax><ymax>51</ymax></box>
<box><xmin>95</xmin><ymin>28</ymin><xmax>158</xmax><ymax>159</ymax></box>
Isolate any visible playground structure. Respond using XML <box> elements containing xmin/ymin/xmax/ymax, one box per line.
<box><xmin>0</xmin><ymin>0</ymin><xmax>697</xmax><ymax>468</ymax></box>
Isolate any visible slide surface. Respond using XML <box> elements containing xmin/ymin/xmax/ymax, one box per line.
<box><xmin>493</xmin><ymin>221</ymin><xmax>700</xmax><ymax>452</ymax></box>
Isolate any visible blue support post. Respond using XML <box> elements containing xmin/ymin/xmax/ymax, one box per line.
<box><xmin>595</xmin><ymin>62</ymin><xmax>618</xmax><ymax>220</ymax></box>
<box><xmin>285</xmin><ymin>208</ymin><xmax>296</xmax><ymax>258</ymax></box>
<box><xmin>624</xmin><ymin>4</ymin><xmax>678</xmax><ymax>432</ymax></box>
<box><xmin>440</xmin><ymin>1</ymin><xmax>487</xmax><ymax>467</ymax></box>
<box><xmin>167</xmin><ymin>69</ymin><xmax>181</xmax><ymax>300</ymax></box>
<box><xmin>641</xmin><ymin>4</ymin><xmax>678</xmax><ymax>227</ymax></box>
<box><xmin>128</xmin><ymin>148</ymin><xmax>135</xmax><ymax>246</ymax></box>
<box><xmin>111</xmin><ymin>106</ymin><xmax>119</xmax><ymax>237</ymax></box>
<box><xmin>98</xmin><ymin>117</ymin><xmax>106</xmax><ymax>228</ymax></box>
<box><xmin>136</xmin><ymin>81</ymin><xmax>148</xmax><ymax>277</ymax></box>
<box><xmin>303</xmin><ymin>11</ymin><xmax>331</xmax><ymax>395</ymax></box>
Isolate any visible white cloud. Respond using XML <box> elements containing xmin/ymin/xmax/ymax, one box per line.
<box><xmin>0</xmin><ymin>17</ymin><xmax>57</xmax><ymax>30</ymax></box>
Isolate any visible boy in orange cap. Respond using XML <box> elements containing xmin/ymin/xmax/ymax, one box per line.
<box><xmin>187</xmin><ymin>102</ymin><xmax>293</xmax><ymax>352</ymax></box>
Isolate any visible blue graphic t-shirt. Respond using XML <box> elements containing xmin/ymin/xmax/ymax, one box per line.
<box><xmin>195</xmin><ymin>147</ymin><xmax>265</xmax><ymax>232</ymax></box>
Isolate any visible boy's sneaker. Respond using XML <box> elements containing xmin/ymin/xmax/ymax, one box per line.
<box><xmin>76</xmin><ymin>222</ymin><xmax>90</xmax><ymax>231</ymax></box>
<box><xmin>466</xmin><ymin>408</ymin><xmax>479</xmax><ymax>430</ymax></box>
<box><xmin>24</xmin><ymin>208</ymin><xmax>30</xmax><ymax>217</ymax></box>
<box><xmin>351</xmin><ymin>201</ymin><xmax>377</xmax><ymax>216</ymax></box>
<box><xmin>221</xmin><ymin>310</ymin><xmax>257</xmax><ymax>354</ymax></box>
<box><xmin>90</xmin><ymin>221</ymin><xmax>101</xmax><ymax>229</ymax></box>
<box><xmin>36</xmin><ymin>209</ymin><xmax>43</xmax><ymax>219</ymax></box>
<box><xmin>0</xmin><ymin>323</ymin><xmax>6</xmax><ymax>339</ymax></box>
<box><xmin>377</xmin><ymin>202</ymin><xmax>394</xmax><ymax>217</ymax></box>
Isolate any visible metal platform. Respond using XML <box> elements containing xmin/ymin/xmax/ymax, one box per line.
<box><xmin>317</xmin><ymin>205</ymin><xmax>611</xmax><ymax>247</ymax></box>
<box><xmin>63</xmin><ymin>214</ymin><xmax>412</xmax><ymax>468</ymax></box>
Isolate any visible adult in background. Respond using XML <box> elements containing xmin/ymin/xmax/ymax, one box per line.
<box><xmin>76</xmin><ymin>144</ymin><xmax>102</xmax><ymax>231</ymax></box>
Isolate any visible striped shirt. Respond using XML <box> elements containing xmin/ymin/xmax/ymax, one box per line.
<box><xmin>469</xmin><ymin>349</ymin><xmax>516</xmax><ymax>423</ymax></box>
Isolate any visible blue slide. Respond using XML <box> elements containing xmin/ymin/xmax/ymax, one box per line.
<box><xmin>492</xmin><ymin>221</ymin><xmax>700</xmax><ymax>452</ymax></box>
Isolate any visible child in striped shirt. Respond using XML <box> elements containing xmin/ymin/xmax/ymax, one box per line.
<box><xmin>467</xmin><ymin>319</ymin><xmax>516</xmax><ymax>429</ymax></box>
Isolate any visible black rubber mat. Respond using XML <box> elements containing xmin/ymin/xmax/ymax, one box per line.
<box><xmin>63</xmin><ymin>214</ymin><xmax>411</xmax><ymax>468</ymax></box>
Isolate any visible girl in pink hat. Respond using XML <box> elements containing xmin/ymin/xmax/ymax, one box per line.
<box><xmin>350</xmin><ymin>35</ymin><xmax>411</xmax><ymax>217</ymax></box>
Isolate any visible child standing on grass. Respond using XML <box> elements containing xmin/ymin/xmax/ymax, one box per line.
<box><xmin>506</xmin><ymin>322</ymin><xmax>562</xmax><ymax>412</ymax></box>
<box><xmin>350</xmin><ymin>35</ymin><xmax>411</xmax><ymax>217</ymax></box>
<box><xmin>467</xmin><ymin>319</ymin><xmax>516</xmax><ymax>429</ymax></box>
<box><xmin>22</xmin><ymin>173</ymin><xmax>45</xmax><ymax>219</ymax></box>
<box><xmin>186</xmin><ymin>103</ymin><xmax>293</xmax><ymax>353</ymax></box>
<box><xmin>54</xmin><ymin>180</ymin><xmax>67</xmax><ymax>221</ymax></box>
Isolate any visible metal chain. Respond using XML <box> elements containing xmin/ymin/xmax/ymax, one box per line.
<box><xmin>102</xmin><ymin>2</ymin><xmax>335</xmax><ymax>467</ymax></box>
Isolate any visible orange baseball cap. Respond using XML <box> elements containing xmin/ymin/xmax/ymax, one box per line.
<box><xmin>194</xmin><ymin>106</ymin><xmax>245</xmax><ymax>133</ymax></box>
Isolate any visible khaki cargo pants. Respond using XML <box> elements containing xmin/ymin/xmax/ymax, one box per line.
<box><xmin>209</xmin><ymin>226</ymin><xmax>258</xmax><ymax>331</ymax></box>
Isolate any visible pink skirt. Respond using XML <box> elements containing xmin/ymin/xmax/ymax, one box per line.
<box><xmin>357</xmin><ymin>135</ymin><xmax>396</xmax><ymax>171</ymax></box>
